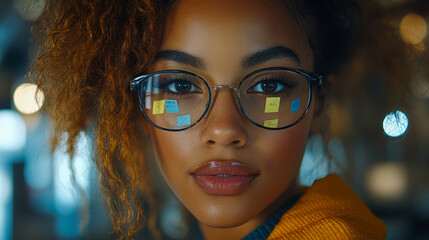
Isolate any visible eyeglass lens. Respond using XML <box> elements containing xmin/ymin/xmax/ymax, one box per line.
<box><xmin>137</xmin><ymin>70</ymin><xmax>310</xmax><ymax>130</ymax></box>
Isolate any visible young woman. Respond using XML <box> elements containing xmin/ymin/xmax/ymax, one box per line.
<box><xmin>31</xmin><ymin>0</ymin><xmax>411</xmax><ymax>239</ymax></box>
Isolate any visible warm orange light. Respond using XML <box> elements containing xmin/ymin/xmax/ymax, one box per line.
<box><xmin>399</xmin><ymin>13</ymin><xmax>427</xmax><ymax>45</ymax></box>
<box><xmin>365</xmin><ymin>162</ymin><xmax>408</xmax><ymax>201</ymax></box>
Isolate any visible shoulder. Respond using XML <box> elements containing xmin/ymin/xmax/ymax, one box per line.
<box><xmin>267</xmin><ymin>174</ymin><xmax>386</xmax><ymax>240</ymax></box>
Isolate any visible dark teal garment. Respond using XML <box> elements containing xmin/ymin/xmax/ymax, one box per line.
<box><xmin>241</xmin><ymin>194</ymin><xmax>300</xmax><ymax>240</ymax></box>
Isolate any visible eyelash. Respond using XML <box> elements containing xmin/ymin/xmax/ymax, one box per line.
<box><xmin>152</xmin><ymin>77</ymin><xmax>201</xmax><ymax>96</ymax></box>
<box><xmin>247</xmin><ymin>75</ymin><xmax>297</xmax><ymax>94</ymax></box>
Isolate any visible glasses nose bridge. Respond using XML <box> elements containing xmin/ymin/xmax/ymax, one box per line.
<box><xmin>210</xmin><ymin>84</ymin><xmax>238</xmax><ymax>92</ymax></box>
<box><xmin>207</xmin><ymin>84</ymin><xmax>242</xmax><ymax>116</ymax></box>
<box><xmin>209</xmin><ymin>84</ymin><xmax>239</xmax><ymax>104</ymax></box>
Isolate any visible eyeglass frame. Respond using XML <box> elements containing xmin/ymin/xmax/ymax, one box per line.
<box><xmin>130</xmin><ymin>66</ymin><xmax>323</xmax><ymax>131</ymax></box>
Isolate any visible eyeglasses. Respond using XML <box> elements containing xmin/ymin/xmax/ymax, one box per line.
<box><xmin>130</xmin><ymin>67</ymin><xmax>323</xmax><ymax>131</ymax></box>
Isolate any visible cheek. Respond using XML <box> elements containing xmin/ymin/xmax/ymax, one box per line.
<box><xmin>255</xmin><ymin>115</ymin><xmax>312</xmax><ymax>182</ymax></box>
<box><xmin>264</xmin><ymin>112</ymin><xmax>311</xmax><ymax>152</ymax></box>
<box><xmin>148</xmin><ymin>128</ymin><xmax>198</xmax><ymax>188</ymax></box>
<box><xmin>266</xmin><ymin>125</ymin><xmax>308</xmax><ymax>161</ymax></box>
<box><xmin>150</xmin><ymin>131</ymin><xmax>180</xmax><ymax>171</ymax></box>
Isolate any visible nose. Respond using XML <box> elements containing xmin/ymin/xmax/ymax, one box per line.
<box><xmin>200</xmin><ymin>87</ymin><xmax>248</xmax><ymax>148</ymax></box>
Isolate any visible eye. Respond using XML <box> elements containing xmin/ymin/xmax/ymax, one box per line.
<box><xmin>250</xmin><ymin>80</ymin><xmax>286</xmax><ymax>93</ymax></box>
<box><xmin>166</xmin><ymin>80</ymin><xmax>199</xmax><ymax>93</ymax></box>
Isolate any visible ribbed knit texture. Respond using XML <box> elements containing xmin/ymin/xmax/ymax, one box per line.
<box><xmin>267</xmin><ymin>174</ymin><xmax>386</xmax><ymax>240</ymax></box>
<box><xmin>243</xmin><ymin>194</ymin><xmax>300</xmax><ymax>240</ymax></box>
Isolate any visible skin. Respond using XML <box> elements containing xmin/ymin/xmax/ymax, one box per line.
<box><xmin>145</xmin><ymin>0</ymin><xmax>322</xmax><ymax>239</ymax></box>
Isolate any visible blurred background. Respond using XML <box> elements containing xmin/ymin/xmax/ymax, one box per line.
<box><xmin>0</xmin><ymin>0</ymin><xmax>428</xmax><ymax>239</ymax></box>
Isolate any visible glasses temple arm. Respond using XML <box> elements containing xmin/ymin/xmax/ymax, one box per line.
<box><xmin>130</xmin><ymin>75</ymin><xmax>147</xmax><ymax>90</ymax></box>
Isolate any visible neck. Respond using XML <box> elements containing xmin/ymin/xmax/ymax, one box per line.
<box><xmin>199</xmin><ymin>180</ymin><xmax>298</xmax><ymax>240</ymax></box>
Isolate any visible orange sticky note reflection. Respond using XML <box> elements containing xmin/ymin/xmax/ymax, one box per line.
<box><xmin>265</xmin><ymin>97</ymin><xmax>280</xmax><ymax>113</ymax></box>
<box><xmin>264</xmin><ymin>119</ymin><xmax>278</xmax><ymax>128</ymax></box>
<box><xmin>152</xmin><ymin>100</ymin><xmax>165</xmax><ymax>114</ymax></box>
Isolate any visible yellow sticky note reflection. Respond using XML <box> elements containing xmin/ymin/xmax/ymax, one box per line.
<box><xmin>152</xmin><ymin>100</ymin><xmax>165</xmax><ymax>114</ymax></box>
<box><xmin>264</xmin><ymin>119</ymin><xmax>278</xmax><ymax>128</ymax></box>
<box><xmin>265</xmin><ymin>97</ymin><xmax>280</xmax><ymax>113</ymax></box>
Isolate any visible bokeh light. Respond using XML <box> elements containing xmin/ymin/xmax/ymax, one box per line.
<box><xmin>53</xmin><ymin>133</ymin><xmax>91</xmax><ymax>214</ymax></box>
<box><xmin>0</xmin><ymin>110</ymin><xmax>26</xmax><ymax>152</ymax></box>
<box><xmin>13</xmin><ymin>0</ymin><xmax>45</xmax><ymax>22</ymax></box>
<box><xmin>13</xmin><ymin>83</ymin><xmax>44</xmax><ymax>115</ymax></box>
<box><xmin>399</xmin><ymin>13</ymin><xmax>427</xmax><ymax>45</ymax></box>
<box><xmin>298</xmin><ymin>135</ymin><xmax>345</xmax><ymax>186</ymax></box>
<box><xmin>53</xmin><ymin>132</ymin><xmax>91</xmax><ymax>238</ymax></box>
<box><xmin>0</xmin><ymin>166</ymin><xmax>13</xmax><ymax>240</ymax></box>
<box><xmin>24</xmin><ymin>151</ymin><xmax>51</xmax><ymax>190</ymax></box>
<box><xmin>365</xmin><ymin>162</ymin><xmax>408</xmax><ymax>201</ymax></box>
<box><xmin>160</xmin><ymin>200</ymin><xmax>189</xmax><ymax>239</ymax></box>
<box><xmin>383</xmin><ymin>110</ymin><xmax>408</xmax><ymax>137</ymax></box>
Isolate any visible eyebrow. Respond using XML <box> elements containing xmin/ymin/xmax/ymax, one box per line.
<box><xmin>155</xmin><ymin>46</ymin><xmax>300</xmax><ymax>70</ymax></box>
<box><xmin>242</xmin><ymin>46</ymin><xmax>300</xmax><ymax>69</ymax></box>
<box><xmin>155</xmin><ymin>50</ymin><xmax>206</xmax><ymax>70</ymax></box>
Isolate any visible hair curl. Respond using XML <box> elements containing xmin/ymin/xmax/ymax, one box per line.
<box><xmin>30</xmin><ymin>0</ymin><xmax>415</xmax><ymax>239</ymax></box>
<box><xmin>31</xmin><ymin>0</ymin><xmax>169</xmax><ymax>238</ymax></box>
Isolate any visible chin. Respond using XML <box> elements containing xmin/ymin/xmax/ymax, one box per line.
<box><xmin>188</xmin><ymin>200</ymin><xmax>257</xmax><ymax>228</ymax></box>
<box><xmin>197</xmin><ymin>216</ymin><xmax>249</xmax><ymax>229</ymax></box>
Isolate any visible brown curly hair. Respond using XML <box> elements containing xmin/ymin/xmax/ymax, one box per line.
<box><xmin>31</xmin><ymin>0</ymin><xmax>169</xmax><ymax>238</ymax></box>
<box><xmin>30</xmin><ymin>0</ymin><xmax>415</xmax><ymax>239</ymax></box>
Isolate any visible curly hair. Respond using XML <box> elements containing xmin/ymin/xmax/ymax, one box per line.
<box><xmin>30</xmin><ymin>0</ymin><xmax>414</xmax><ymax>239</ymax></box>
<box><xmin>31</xmin><ymin>0</ymin><xmax>169</xmax><ymax>238</ymax></box>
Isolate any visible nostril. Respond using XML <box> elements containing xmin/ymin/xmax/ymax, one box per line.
<box><xmin>232</xmin><ymin>140</ymin><xmax>240</xmax><ymax>145</ymax></box>
<box><xmin>207</xmin><ymin>140</ymin><xmax>216</xmax><ymax>145</ymax></box>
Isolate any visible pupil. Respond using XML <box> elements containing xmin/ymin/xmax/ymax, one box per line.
<box><xmin>176</xmin><ymin>81</ymin><xmax>191</xmax><ymax>92</ymax></box>
<box><xmin>262</xmin><ymin>81</ymin><xmax>276</xmax><ymax>92</ymax></box>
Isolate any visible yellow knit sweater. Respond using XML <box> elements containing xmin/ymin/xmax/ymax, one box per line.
<box><xmin>267</xmin><ymin>174</ymin><xmax>386</xmax><ymax>239</ymax></box>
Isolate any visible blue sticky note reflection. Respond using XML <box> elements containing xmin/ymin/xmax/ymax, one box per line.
<box><xmin>177</xmin><ymin>114</ymin><xmax>191</xmax><ymax>127</ymax></box>
<box><xmin>166</xmin><ymin>99</ymin><xmax>179</xmax><ymax>113</ymax></box>
<box><xmin>291</xmin><ymin>99</ymin><xmax>300</xmax><ymax>113</ymax></box>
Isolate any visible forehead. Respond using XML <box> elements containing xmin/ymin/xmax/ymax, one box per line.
<box><xmin>159</xmin><ymin>0</ymin><xmax>313</xmax><ymax>72</ymax></box>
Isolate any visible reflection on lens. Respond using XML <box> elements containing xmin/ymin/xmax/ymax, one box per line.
<box><xmin>239</xmin><ymin>70</ymin><xmax>309</xmax><ymax>129</ymax></box>
<box><xmin>136</xmin><ymin>68</ymin><xmax>317</xmax><ymax>131</ymax></box>
<box><xmin>141</xmin><ymin>72</ymin><xmax>210</xmax><ymax>130</ymax></box>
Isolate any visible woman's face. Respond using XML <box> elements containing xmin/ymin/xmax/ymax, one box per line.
<box><xmin>147</xmin><ymin>0</ymin><xmax>319</xmax><ymax>233</ymax></box>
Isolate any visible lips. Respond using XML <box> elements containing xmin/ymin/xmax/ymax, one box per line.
<box><xmin>191</xmin><ymin>160</ymin><xmax>258</xmax><ymax>195</ymax></box>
